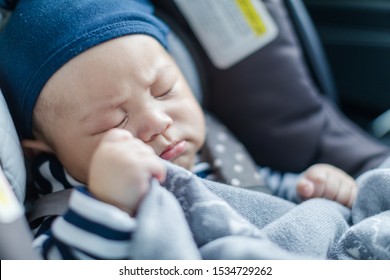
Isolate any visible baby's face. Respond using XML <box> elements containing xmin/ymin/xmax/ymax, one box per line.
<box><xmin>34</xmin><ymin>35</ymin><xmax>205</xmax><ymax>184</ymax></box>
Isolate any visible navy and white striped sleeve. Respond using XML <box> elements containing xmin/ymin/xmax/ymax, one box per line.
<box><xmin>258</xmin><ymin>167</ymin><xmax>302</xmax><ymax>203</ymax></box>
<box><xmin>33</xmin><ymin>187</ymin><xmax>136</xmax><ymax>259</ymax></box>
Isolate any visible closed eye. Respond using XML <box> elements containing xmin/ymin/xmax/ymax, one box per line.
<box><xmin>155</xmin><ymin>88</ymin><xmax>174</xmax><ymax>100</ymax></box>
<box><xmin>116</xmin><ymin>116</ymin><xmax>129</xmax><ymax>128</ymax></box>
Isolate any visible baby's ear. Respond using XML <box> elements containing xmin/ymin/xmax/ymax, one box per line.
<box><xmin>21</xmin><ymin>139</ymin><xmax>54</xmax><ymax>158</ymax></box>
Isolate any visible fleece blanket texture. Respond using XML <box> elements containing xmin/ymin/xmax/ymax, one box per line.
<box><xmin>126</xmin><ymin>161</ymin><xmax>390</xmax><ymax>259</ymax></box>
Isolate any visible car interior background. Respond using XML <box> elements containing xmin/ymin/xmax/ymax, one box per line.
<box><xmin>1</xmin><ymin>0</ymin><xmax>390</xmax><ymax>259</ymax></box>
<box><xmin>304</xmin><ymin>0</ymin><xmax>390</xmax><ymax>143</ymax></box>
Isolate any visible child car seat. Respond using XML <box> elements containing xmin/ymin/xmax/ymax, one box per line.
<box><xmin>152</xmin><ymin>0</ymin><xmax>389</xmax><ymax>176</ymax></box>
<box><xmin>1</xmin><ymin>2</ymin><xmax>38</xmax><ymax>260</ymax></box>
<box><xmin>0</xmin><ymin>92</ymin><xmax>39</xmax><ymax>259</ymax></box>
<box><xmin>0</xmin><ymin>0</ymin><xmax>389</xmax><ymax>259</ymax></box>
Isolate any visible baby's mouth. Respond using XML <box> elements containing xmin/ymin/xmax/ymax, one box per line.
<box><xmin>160</xmin><ymin>140</ymin><xmax>187</xmax><ymax>161</ymax></box>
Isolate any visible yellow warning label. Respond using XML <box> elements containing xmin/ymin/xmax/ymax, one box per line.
<box><xmin>235</xmin><ymin>0</ymin><xmax>267</xmax><ymax>36</ymax></box>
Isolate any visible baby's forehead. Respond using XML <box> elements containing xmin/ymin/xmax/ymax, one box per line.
<box><xmin>37</xmin><ymin>37</ymin><xmax>171</xmax><ymax>107</ymax></box>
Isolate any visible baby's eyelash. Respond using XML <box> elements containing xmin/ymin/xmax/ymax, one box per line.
<box><xmin>116</xmin><ymin>116</ymin><xmax>129</xmax><ymax>128</ymax></box>
<box><xmin>156</xmin><ymin>88</ymin><xmax>174</xmax><ymax>99</ymax></box>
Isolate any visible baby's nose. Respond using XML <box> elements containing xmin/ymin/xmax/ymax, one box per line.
<box><xmin>138</xmin><ymin>110</ymin><xmax>172</xmax><ymax>142</ymax></box>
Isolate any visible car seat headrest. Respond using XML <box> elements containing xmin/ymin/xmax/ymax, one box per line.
<box><xmin>167</xmin><ymin>31</ymin><xmax>203</xmax><ymax>104</ymax></box>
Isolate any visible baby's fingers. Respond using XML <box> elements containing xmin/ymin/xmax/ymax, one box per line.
<box><xmin>296</xmin><ymin>177</ymin><xmax>315</xmax><ymax>198</ymax></box>
<box><xmin>299</xmin><ymin>169</ymin><xmax>328</xmax><ymax>198</ymax></box>
<box><xmin>143</xmin><ymin>156</ymin><xmax>166</xmax><ymax>183</ymax></box>
<box><xmin>321</xmin><ymin>173</ymin><xmax>342</xmax><ymax>200</ymax></box>
<box><xmin>334</xmin><ymin>181</ymin><xmax>357</xmax><ymax>208</ymax></box>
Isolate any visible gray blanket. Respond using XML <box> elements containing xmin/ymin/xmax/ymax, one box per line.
<box><xmin>128</xmin><ymin>161</ymin><xmax>390</xmax><ymax>259</ymax></box>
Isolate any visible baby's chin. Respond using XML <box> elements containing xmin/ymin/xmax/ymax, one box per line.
<box><xmin>171</xmin><ymin>154</ymin><xmax>196</xmax><ymax>171</ymax></box>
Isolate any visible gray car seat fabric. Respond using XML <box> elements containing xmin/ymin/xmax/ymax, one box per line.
<box><xmin>0</xmin><ymin>91</ymin><xmax>39</xmax><ymax>259</ymax></box>
<box><xmin>0</xmin><ymin>0</ymin><xmax>389</xmax><ymax>260</ymax></box>
<box><xmin>1</xmin><ymin>2</ymin><xmax>40</xmax><ymax>259</ymax></box>
<box><xmin>154</xmin><ymin>0</ymin><xmax>390</xmax><ymax>176</ymax></box>
<box><xmin>0</xmin><ymin>92</ymin><xmax>25</xmax><ymax>203</ymax></box>
<box><xmin>284</xmin><ymin>0</ymin><xmax>337</xmax><ymax>104</ymax></box>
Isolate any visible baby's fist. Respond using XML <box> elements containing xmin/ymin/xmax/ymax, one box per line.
<box><xmin>88</xmin><ymin>129</ymin><xmax>166</xmax><ymax>215</ymax></box>
<box><xmin>297</xmin><ymin>164</ymin><xmax>357</xmax><ymax>208</ymax></box>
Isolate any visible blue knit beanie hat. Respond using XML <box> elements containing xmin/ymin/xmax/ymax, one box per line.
<box><xmin>0</xmin><ymin>0</ymin><xmax>169</xmax><ymax>139</ymax></box>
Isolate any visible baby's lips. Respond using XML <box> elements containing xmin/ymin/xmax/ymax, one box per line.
<box><xmin>160</xmin><ymin>140</ymin><xmax>187</xmax><ymax>161</ymax></box>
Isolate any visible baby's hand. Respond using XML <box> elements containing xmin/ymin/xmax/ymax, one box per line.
<box><xmin>296</xmin><ymin>164</ymin><xmax>357</xmax><ymax>208</ymax></box>
<box><xmin>88</xmin><ymin>129</ymin><xmax>166</xmax><ymax>215</ymax></box>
